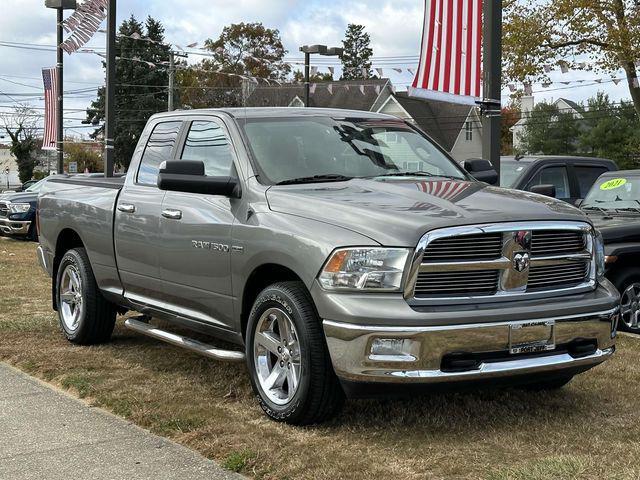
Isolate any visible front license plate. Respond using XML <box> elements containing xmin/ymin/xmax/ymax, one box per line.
<box><xmin>509</xmin><ymin>321</ymin><xmax>556</xmax><ymax>355</ymax></box>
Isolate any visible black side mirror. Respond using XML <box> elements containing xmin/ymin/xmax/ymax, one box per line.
<box><xmin>157</xmin><ymin>160</ymin><xmax>240</xmax><ymax>197</ymax></box>
<box><xmin>530</xmin><ymin>184</ymin><xmax>557</xmax><ymax>198</ymax></box>
<box><xmin>463</xmin><ymin>158</ymin><xmax>499</xmax><ymax>185</ymax></box>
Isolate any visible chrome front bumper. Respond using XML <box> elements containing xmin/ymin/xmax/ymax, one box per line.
<box><xmin>0</xmin><ymin>218</ymin><xmax>30</xmax><ymax>236</ymax></box>
<box><xmin>323</xmin><ymin>308</ymin><xmax>618</xmax><ymax>384</ymax></box>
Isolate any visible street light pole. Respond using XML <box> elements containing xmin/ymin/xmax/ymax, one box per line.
<box><xmin>481</xmin><ymin>0</ymin><xmax>502</xmax><ymax>177</ymax></box>
<box><xmin>304</xmin><ymin>50</ymin><xmax>311</xmax><ymax>108</ymax></box>
<box><xmin>104</xmin><ymin>0</ymin><xmax>116</xmax><ymax>177</ymax></box>
<box><xmin>299</xmin><ymin>45</ymin><xmax>343</xmax><ymax>108</ymax></box>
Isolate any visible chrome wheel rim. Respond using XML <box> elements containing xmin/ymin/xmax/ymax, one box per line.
<box><xmin>621</xmin><ymin>283</ymin><xmax>640</xmax><ymax>331</ymax></box>
<box><xmin>59</xmin><ymin>265</ymin><xmax>83</xmax><ymax>332</ymax></box>
<box><xmin>253</xmin><ymin>307</ymin><xmax>302</xmax><ymax>405</ymax></box>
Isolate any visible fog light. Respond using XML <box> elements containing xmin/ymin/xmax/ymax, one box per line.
<box><xmin>369</xmin><ymin>338</ymin><xmax>418</xmax><ymax>362</ymax></box>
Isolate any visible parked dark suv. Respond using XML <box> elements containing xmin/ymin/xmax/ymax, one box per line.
<box><xmin>500</xmin><ymin>156</ymin><xmax>618</xmax><ymax>205</ymax></box>
<box><xmin>0</xmin><ymin>177</ymin><xmax>49</xmax><ymax>240</ymax></box>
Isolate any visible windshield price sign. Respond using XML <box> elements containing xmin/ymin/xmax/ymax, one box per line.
<box><xmin>600</xmin><ymin>178</ymin><xmax>627</xmax><ymax>191</ymax></box>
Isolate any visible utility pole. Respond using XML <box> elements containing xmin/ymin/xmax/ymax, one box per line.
<box><xmin>168</xmin><ymin>51</ymin><xmax>187</xmax><ymax>112</ymax></box>
<box><xmin>104</xmin><ymin>0</ymin><xmax>116</xmax><ymax>177</ymax></box>
<box><xmin>46</xmin><ymin>1</ymin><xmax>76</xmax><ymax>173</ymax></box>
<box><xmin>168</xmin><ymin>52</ymin><xmax>175</xmax><ymax>112</ymax></box>
<box><xmin>56</xmin><ymin>7</ymin><xmax>64</xmax><ymax>174</ymax></box>
<box><xmin>481</xmin><ymin>0</ymin><xmax>502</xmax><ymax>177</ymax></box>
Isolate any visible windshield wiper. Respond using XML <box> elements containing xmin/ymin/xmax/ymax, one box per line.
<box><xmin>615</xmin><ymin>207</ymin><xmax>640</xmax><ymax>214</ymax></box>
<box><xmin>373</xmin><ymin>171</ymin><xmax>463</xmax><ymax>180</ymax></box>
<box><xmin>276</xmin><ymin>174</ymin><xmax>354</xmax><ymax>186</ymax></box>
<box><xmin>582</xmin><ymin>205</ymin><xmax>611</xmax><ymax>215</ymax></box>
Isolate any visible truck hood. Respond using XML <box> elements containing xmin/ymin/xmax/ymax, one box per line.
<box><xmin>266</xmin><ymin>178</ymin><xmax>588</xmax><ymax>246</ymax></box>
<box><xmin>588</xmin><ymin>213</ymin><xmax>640</xmax><ymax>244</ymax></box>
<box><xmin>0</xmin><ymin>191</ymin><xmax>37</xmax><ymax>204</ymax></box>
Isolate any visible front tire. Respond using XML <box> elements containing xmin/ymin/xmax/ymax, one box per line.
<box><xmin>56</xmin><ymin>248</ymin><xmax>116</xmax><ymax>345</ymax></box>
<box><xmin>611</xmin><ymin>268</ymin><xmax>640</xmax><ymax>334</ymax></box>
<box><xmin>246</xmin><ymin>282</ymin><xmax>344</xmax><ymax>425</ymax></box>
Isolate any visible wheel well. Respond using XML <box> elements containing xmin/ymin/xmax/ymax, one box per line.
<box><xmin>241</xmin><ymin>264</ymin><xmax>304</xmax><ymax>340</ymax></box>
<box><xmin>51</xmin><ymin>229</ymin><xmax>85</xmax><ymax>310</ymax></box>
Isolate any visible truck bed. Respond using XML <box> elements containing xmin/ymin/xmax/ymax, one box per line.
<box><xmin>47</xmin><ymin>175</ymin><xmax>125</xmax><ymax>190</ymax></box>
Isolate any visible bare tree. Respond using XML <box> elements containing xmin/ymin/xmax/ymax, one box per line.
<box><xmin>1</xmin><ymin>105</ymin><xmax>39</xmax><ymax>183</ymax></box>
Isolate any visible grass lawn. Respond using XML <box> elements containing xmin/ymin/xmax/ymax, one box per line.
<box><xmin>1</xmin><ymin>237</ymin><xmax>640</xmax><ymax>479</ymax></box>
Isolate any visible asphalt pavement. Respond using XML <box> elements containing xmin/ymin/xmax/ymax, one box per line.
<box><xmin>0</xmin><ymin>363</ymin><xmax>242</xmax><ymax>480</ymax></box>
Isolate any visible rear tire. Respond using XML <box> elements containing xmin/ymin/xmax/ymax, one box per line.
<box><xmin>246</xmin><ymin>282</ymin><xmax>344</xmax><ymax>425</ymax></box>
<box><xmin>56</xmin><ymin>248</ymin><xmax>116</xmax><ymax>345</ymax></box>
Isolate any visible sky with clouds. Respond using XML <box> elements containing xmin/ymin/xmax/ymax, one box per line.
<box><xmin>0</xmin><ymin>0</ymin><xmax>632</xmax><ymax>141</ymax></box>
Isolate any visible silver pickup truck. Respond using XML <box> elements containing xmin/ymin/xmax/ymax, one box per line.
<box><xmin>37</xmin><ymin>108</ymin><xmax>619</xmax><ymax>425</ymax></box>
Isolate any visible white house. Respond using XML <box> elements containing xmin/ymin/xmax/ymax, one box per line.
<box><xmin>0</xmin><ymin>146</ymin><xmax>20</xmax><ymax>191</ymax></box>
<box><xmin>512</xmin><ymin>96</ymin><xmax>584</xmax><ymax>152</ymax></box>
<box><xmin>376</xmin><ymin>92</ymin><xmax>483</xmax><ymax>162</ymax></box>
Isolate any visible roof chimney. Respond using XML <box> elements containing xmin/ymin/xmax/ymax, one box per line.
<box><xmin>521</xmin><ymin>95</ymin><xmax>534</xmax><ymax>115</ymax></box>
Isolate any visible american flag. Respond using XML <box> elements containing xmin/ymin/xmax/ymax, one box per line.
<box><xmin>409</xmin><ymin>0</ymin><xmax>483</xmax><ymax>105</ymax></box>
<box><xmin>42</xmin><ymin>67</ymin><xmax>58</xmax><ymax>151</ymax></box>
<box><xmin>417</xmin><ymin>180</ymin><xmax>471</xmax><ymax>201</ymax></box>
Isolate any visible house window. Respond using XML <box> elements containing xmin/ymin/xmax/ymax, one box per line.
<box><xmin>465</xmin><ymin>121</ymin><xmax>473</xmax><ymax>141</ymax></box>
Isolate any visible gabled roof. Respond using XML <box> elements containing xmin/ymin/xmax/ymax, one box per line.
<box><xmin>390</xmin><ymin>92</ymin><xmax>475</xmax><ymax>150</ymax></box>
<box><xmin>244</xmin><ymin>78</ymin><xmax>392</xmax><ymax>112</ymax></box>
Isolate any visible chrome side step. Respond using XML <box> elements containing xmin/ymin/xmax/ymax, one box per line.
<box><xmin>124</xmin><ymin>318</ymin><xmax>245</xmax><ymax>363</ymax></box>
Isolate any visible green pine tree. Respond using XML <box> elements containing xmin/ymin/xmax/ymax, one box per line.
<box><xmin>85</xmin><ymin>16</ymin><xmax>171</xmax><ymax>170</ymax></box>
<box><xmin>341</xmin><ymin>24</ymin><xmax>374</xmax><ymax>80</ymax></box>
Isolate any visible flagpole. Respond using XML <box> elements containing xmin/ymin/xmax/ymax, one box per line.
<box><xmin>481</xmin><ymin>0</ymin><xmax>502</xmax><ymax>177</ymax></box>
<box><xmin>56</xmin><ymin>7</ymin><xmax>64</xmax><ymax>175</ymax></box>
<box><xmin>104</xmin><ymin>0</ymin><xmax>116</xmax><ymax>177</ymax></box>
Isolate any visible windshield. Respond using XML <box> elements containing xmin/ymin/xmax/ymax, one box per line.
<box><xmin>240</xmin><ymin>117</ymin><xmax>468</xmax><ymax>185</ymax></box>
<box><xmin>500</xmin><ymin>161</ymin><xmax>529</xmax><ymax>188</ymax></box>
<box><xmin>25</xmin><ymin>179</ymin><xmax>46</xmax><ymax>192</ymax></box>
<box><xmin>583</xmin><ymin>176</ymin><xmax>640</xmax><ymax>213</ymax></box>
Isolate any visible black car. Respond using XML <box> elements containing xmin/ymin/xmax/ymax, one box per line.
<box><xmin>500</xmin><ymin>156</ymin><xmax>618</xmax><ymax>205</ymax></box>
<box><xmin>582</xmin><ymin>170</ymin><xmax>640</xmax><ymax>333</ymax></box>
<box><xmin>0</xmin><ymin>177</ymin><xmax>50</xmax><ymax>240</ymax></box>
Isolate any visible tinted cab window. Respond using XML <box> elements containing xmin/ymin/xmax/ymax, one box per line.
<box><xmin>526</xmin><ymin>166</ymin><xmax>571</xmax><ymax>200</ymax></box>
<box><xmin>575</xmin><ymin>166</ymin><xmax>609</xmax><ymax>198</ymax></box>
<box><xmin>137</xmin><ymin>121</ymin><xmax>183</xmax><ymax>186</ymax></box>
<box><xmin>181</xmin><ymin>120</ymin><xmax>235</xmax><ymax>177</ymax></box>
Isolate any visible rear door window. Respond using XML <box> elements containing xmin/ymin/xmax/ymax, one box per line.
<box><xmin>526</xmin><ymin>166</ymin><xmax>571</xmax><ymax>199</ymax></box>
<box><xmin>575</xmin><ymin>166</ymin><xmax>610</xmax><ymax>198</ymax></box>
<box><xmin>137</xmin><ymin>121</ymin><xmax>183</xmax><ymax>186</ymax></box>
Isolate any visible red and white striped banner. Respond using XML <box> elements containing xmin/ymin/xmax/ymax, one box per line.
<box><xmin>409</xmin><ymin>0</ymin><xmax>482</xmax><ymax>105</ymax></box>
<box><xmin>42</xmin><ymin>67</ymin><xmax>58</xmax><ymax>151</ymax></box>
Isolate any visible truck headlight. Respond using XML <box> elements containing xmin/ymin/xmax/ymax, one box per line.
<box><xmin>319</xmin><ymin>248</ymin><xmax>410</xmax><ymax>291</ymax></box>
<box><xmin>594</xmin><ymin>230</ymin><xmax>605</xmax><ymax>281</ymax></box>
<box><xmin>8</xmin><ymin>203</ymin><xmax>31</xmax><ymax>214</ymax></box>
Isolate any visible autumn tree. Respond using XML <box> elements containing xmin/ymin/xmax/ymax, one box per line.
<box><xmin>178</xmin><ymin>22</ymin><xmax>290</xmax><ymax>109</ymax></box>
<box><xmin>1</xmin><ymin>105</ymin><xmax>39</xmax><ymax>183</ymax></box>
<box><xmin>501</xmin><ymin>104</ymin><xmax>521</xmax><ymax>155</ymax></box>
<box><xmin>85</xmin><ymin>15</ymin><xmax>170</xmax><ymax>169</ymax></box>
<box><xmin>293</xmin><ymin>70</ymin><xmax>334</xmax><ymax>83</ymax></box>
<box><xmin>341</xmin><ymin>24</ymin><xmax>374</xmax><ymax>80</ymax></box>
<box><xmin>503</xmin><ymin>0</ymin><xmax>640</xmax><ymax>117</ymax></box>
<box><xmin>64</xmin><ymin>143</ymin><xmax>103</xmax><ymax>173</ymax></box>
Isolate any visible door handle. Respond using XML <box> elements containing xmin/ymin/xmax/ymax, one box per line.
<box><xmin>162</xmin><ymin>209</ymin><xmax>182</xmax><ymax>220</ymax></box>
<box><xmin>117</xmin><ymin>204</ymin><xmax>136</xmax><ymax>214</ymax></box>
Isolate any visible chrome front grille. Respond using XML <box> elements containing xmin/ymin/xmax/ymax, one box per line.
<box><xmin>528</xmin><ymin>263</ymin><xmax>590</xmax><ymax>290</ymax></box>
<box><xmin>531</xmin><ymin>231</ymin><xmax>586</xmax><ymax>256</ymax></box>
<box><xmin>423</xmin><ymin>233</ymin><xmax>502</xmax><ymax>261</ymax></box>
<box><xmin>405</xmin><ymin>222</ymin><xmax>595</xmax><ymax>305</ymax></box>
<box><xmin>415</xmin><ymin>270</ymin><xmax>499</xmax><ymax>298</ymax></box>
<box><xmin>0</xmin><ymin>202</ymin><xmax>8</xmax><ymax>218</ymax></box>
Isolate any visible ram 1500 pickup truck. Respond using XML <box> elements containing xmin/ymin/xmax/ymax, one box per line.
<box><xmin>37</xmin><ymin>108</ymin><xmax>620</xmax><ymax>425</ymax></box>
